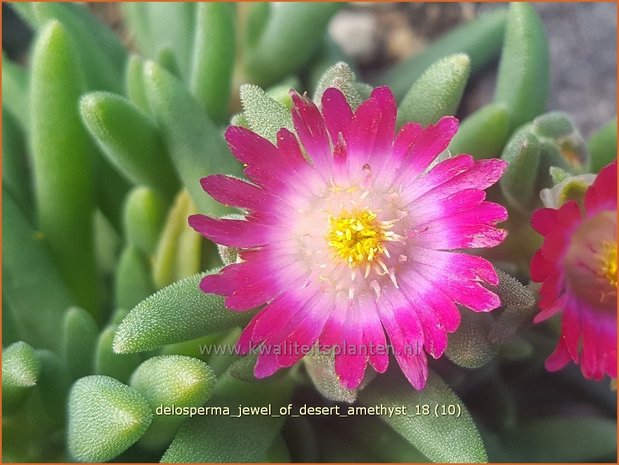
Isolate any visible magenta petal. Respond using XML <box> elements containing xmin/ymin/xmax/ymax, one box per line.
<box><xmin>369</xmin><ymin>86</ymin><xmax>397</xmax><ymax>155</ymax></box>
<box><xmin>201</xmin><ymin>175</ymin><xmax>273</xmax><ymax>212</ymax></box>
<box><xmin>396</xmin><ymin>116</ymin><xmax>459</xmax><ymax>180</ymax></box>
<box><xmin>188</xmin><ymin>214</ymin><xmax>271</xmax><ymax>248</ymax></box>
<box><xmin>347</xmin><ymin>97</ymin><xmax>381</xmax><ymax>165</ymax></box>
<box><xmin>290</xmin><ymin>90</ymin><xmax>332</xmax><ymax>171</ymax></box>
<box><xmin>531</xmin><ymin>208</ymin><xmax>560</xmax><ymax>236</ymax></box>
<box><xmin>276</xmin><ymin>128</ymin><xmax>308</xmax><ymax>166</ymax></box>
<box><xmin>379</xmin><ymin>294</ymin><xmax>428</xmax><ymax>390</ymax></box>
<box><xmin>236</xmin><ymin>317</ymin><xmax>258</xmax><ymax>355</ymax></box>
<box><xmin>254</xmin><ymin>353</ymin><xmax>281</xmax><ymax>378</ymax></box>
<box><xmin>334</xmin><ymin>303</ymin><xmax>367</xmax><ymax>390</ymax></box>
<box><xmin>357</xmin><ymin>293</ymin><xmax>389</xmax><ymax>373</ymax></box>
<box><xmin>321</xmin><ymin>87</ymin><xmax>353</xmax><ymax>143</ymax></box>
<box><xmin>584</xmin><ymin>160</ymin><xmax>617</xmax><ymax>215</ymax></box>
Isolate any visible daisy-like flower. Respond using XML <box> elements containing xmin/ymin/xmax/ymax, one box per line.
<box><xmin>531</xmin><ymin>161</ymin><xmax>617</xmax><ymax>380</ymax></box>
<box><xmin>189</xmin><ymin>86</ymin><xmax>508</xmax><ymax>390</ymax></box>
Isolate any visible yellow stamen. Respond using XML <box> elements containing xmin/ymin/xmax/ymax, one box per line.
<box><xmin>327</xmin><ymin>210</ymin><xmax>386</xmax><ymax>267</ymax></box>
<box><xmin>601</xmin><ymin>242</ymin><xmax>617</xmax><ymax>287</ymax></box>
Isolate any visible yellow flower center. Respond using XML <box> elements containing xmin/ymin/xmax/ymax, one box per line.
<box><xmin>327</xmin><ymin>210</ymin><xmax>386</xmax><ymax>266</ymax></box>
<box><xmin>601</xmin><ymin>242</ymin><xmax>617</xmax><ymax>288</ymax></box>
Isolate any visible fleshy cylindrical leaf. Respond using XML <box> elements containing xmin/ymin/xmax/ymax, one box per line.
<box><xmin>124</xmin><ymin>187</ymin><xmax>167</xmax><ymax>256</ymax></box>
<box><xmin>113</xmin><ymin>272</ymin><xmax>252</xmax><ymax>354</ymax></box>
<box><xmin>2</xmin><ymin>109</ymin><xmax>32</xmax><ymax>216</ymax></box>
<box><xmin>240</xmin><ymin>84</ymin><xmax>293</xmax><ymax>143</ymax></box>
<box><xmin>359</xmin><ymin>370</ymin><xmax>487</xmax><ymax>463</ymax></box>
<box><xmin>68</xmin><ymin>376</ymin><xmax>152</xmax><ymax>462</ymax></box>
<box><xmin>3</xmin><ymin>188</ymin><xmax>75</xmax><ymax>351</ymax></box>
<box><xmin>2</xmin><ymin>54</ymin><xmax>30</xmax><ymax>131</ymax></box>
<box><xmin>190</xmin><ymin>3</ymin><xmax>236</xmax><ymax>123</ymax></box>
<box><xmin>80</xmin><ymin>92</ymin><xmax>178</xmax><ymax>198</ymax></box>
<box><xmin>143</xmin><ymin>61</ymin><xmax>243</xmax><ymax>215</ymax></box>
<box><xmin>500</xmin><ymin>130</ymin><xmax>541</xmax><ymax>212</ymax></box>
<box><xmin>398</xmin><ymin>54</ymin><xmax>470</xmax><ymax>126</ymax></box>
<box><xmin>588</xmin><ymin>117</ymin><xmax>617</xmax><ymax>173</ymax></box>
<box><xmin>30</xmin><ymin>3</ymin><xmax>123</xmax><ymax>92</ymax></box>
<box><xmin>449</xmin><ymin>103</ymin><xmax>510</xmax><ymax>159</ymax></box>
<box><xmin>115</xmin><ymin>246</ymin><xmax>155</xmax><ymax>311</ymax></box>
<box><xmin>494</xmin><ymin>3</ymin><xmax>549</xmax><ymax>131</ymax></box>
<box><xmin>130</xmin><ymin>355</ymin><xmax>216</xmax><ymax>450</ymax></box>
<box><xmin>244</xmin><ymin>3</ymin><xmax>342</xmax><ymax>86</ymax></box>
<box><xmin>378</xmin><ymin>9</ymin><xmax>507</xmax><ymax>100</ymax></box>
<box><xmin>30</xmin><ymin>21</ymin><xmax>100</xmax><ymax>316</ymax></box>
<box><xmin>95</xmin><ymin>326</ymin><xmax>142</xmax><ymax>383</ymax></box>
<box><xmin>125</xmin><ymin>54</ymin><xmax>150</xmax><ymax>113</ymax></box>
<box><xmin>62</xmin><ymin>307</ymin><xmax>99</xmax><ymax>380</ymax></box>
<box><xmin>2</xmin><ymin>342</ymin><xmax>40</xmax><ymax>413</ymax></box>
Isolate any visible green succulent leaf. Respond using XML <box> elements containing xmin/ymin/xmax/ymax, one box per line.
<box><xmin>449</xmin><ymin>103</ymin><xmax>510</xmax><ymax>159</ymax></box>
<box><xmin>500</xmin><ymin>130</ymin><xmax>542</xmax><ymax>212</ymax></box>
<box><xmin>240</xmin><ymin>83</ymin><xmax>294</xmax><ymax>143</ymax></box>
<box><xmin>124</xmin><ymin>187</ymin><xmax>167</xmax><ymax>257</ymax></box>
<box><xmin>588</xmin><ymin>117</ymin><xmax>617</xmax><ymax>173</ymax></box>
<box><xmin>2</xmin><ymin>54</ymin><xmax>30</xmax><ymax>131</ymax></box>
<box><xmin>2</xmin><ymin>342</ymin><xmax>41</xmax><ymax>413</ymax></box>
<box><xmin>161</xmin><ymin>373</ymin><xmax>294</xmax><ymax>462</ymax></box>
<box><xmin>125</xmin><ymin>54</ymin><xmax>150</xmax><ymax>113</ymax></box>
<box><xmin>3</xmin><ymin>188</ymin><xmax>75</xmax><ymax>351</ymax></box>
<box><xmin>29</xmin><ymin>3</ymin><xmax>124</xmax><ymax>92</ymax></box>
<box><xmin>80</xmin><ymin>92</ymin><xmax>179</xmax><ymax>199</ymax></box>
<box><xmin>190</xmin><ymin>3</ymin><xmax>236</xmax><ymax>123</ymax></box>
<box><xmin>494</xmin><ymin>3</ymin><xmax>549</xmax><ymax>131</ymax></box>
<box><xmin>398</xmin><ymin>54</ymin><xmax>470</xmax><ymax>127</ymax></box>
<box><xmin>130</xmin><ymin>355</ymin><xmax>217</xmax><ymax>450</ymax></box>
<box><xmin>244</xmin><ymin>3</ymin><xmax>342</xmax><ymax>86</ymax></box>
<box><xmin>62</xmin><ymin>307</ymin><xmax>99</xmax><ymax>380</ymax></box>
<box><xmin>95</xmin><ymin>326</ymin><xmax>142</xmax><ymax>384</ymax></box>
<box><xmin>2</xmin><ymin>108</ymin><xmax>32</xmax><ymax>216</ymax></box>
<box><xmin>492</xmin><ymin>416</ymin><xmax>617</xmax><ymax>462</ymax></box>
<box><xmin>359</xmin><ymin>370</ymin><xmax>487</xmax><ymax>463</ymax></box>
<box><xmin>143</xmin><ymin>61</ymin><xmax>243</xmax><ymax>215</ymax></box>
<box><xmin>488</xmin><ymin>270</ymin><xmax>537</xmax><ymax>345</ymax></box>
<box><xmin>68</xmin><ymin>375</ymin><xmax>153</xmax><ymax>462</ymax></box>
<box><xmin>304</xmin><ymin>352</ymin><xmax>357</xmax><ymax>403</ymax></box>
<box><xmin>115</xmin><ymin>246</ymin><xmax>155</xmax><ymax>311</ymax></box>
<box><xmin>152</xmin><ymin>190</ymin><xmax>199</xmax><ymax>289</ymax></box>
<box><xmin>445</xmin><ymin>309</ymin><xmax>496</xmax><ymax>369</ymax></box>
<box><xmin>378</xmin><ymin>9</ymin><xmax>507</xmax><ymax>101</ymax></box>
<box><xmin>30</xmin><ymin>20</ymin><xmax>100</xmax><ymax>316</ymax></box>
<box><xmin>35</xmin><ymin>349</ymin><xmax>71</xmax><ymax>425</ymax></box>
<box><xmin>113</xmin><ymin>272</ymin><xmax>252</xmax><ymax>354</ymax></box>
<box><xmin>313</xmin><ymin>62</ymin><xmax>363</xmax><ymax>110</ymax></box>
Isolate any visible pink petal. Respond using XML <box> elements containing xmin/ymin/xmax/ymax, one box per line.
<box><xmin>530</xmin><ymin>249</ymin><xmax>553</xmax><ymax>282</ymax></box>
<box><xmin>379</xmin><ymin>293</ymin><xmax>428</xmax><ymax>390</ymax></box>
<box><xmin>290</xmin><ymin>90</ymin><xmax>332</xmax><ymax>171</ymax></box>
<box><xmin>584</xmin><ymin>160</ymin><xmax>617</xmax><ymax>216</ymax></box>
<box><xmin>357</xmin><ymin>293</ymin><xmax>389</xmax><ymax>373</ymax></box>
<box><xmin>531</xmin><ymin>208</ymin><xmax>559</xmax><ymax>236</ymax></box>
<box><xmin>200</xmin><ymin>175</ymin><xmax>276</xmax><ymax>213</ymax></box>
<box><xmin>321</xmin><ymin>87</ymin><xmax>353</xmax><ymax>143</ymax></box>
<box><xmin>188</xmin><ymin>214</ymin><xmax>271</xmax><ymax>248</ymax></box>
<box><xmin>334</xmin><ymin>301</ymin><xmax>368</xmax><ymax>390</ymax></box>
<box><xmin>394</xmin><ymin>116</ymin><xmax>459</xmax><ymax>183</ymax></box>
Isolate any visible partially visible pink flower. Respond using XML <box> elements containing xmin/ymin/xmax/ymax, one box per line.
<box><xmin>190</xmin><ymin>86</ymin><xmax>508</xmax><ymax>390</ymax></box>
<box><xmin>531</xmin><ymin>161</ymin><xmax>617</xmax><ymax>380</ymax></box>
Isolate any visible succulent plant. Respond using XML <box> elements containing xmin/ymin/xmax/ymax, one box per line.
<box><xmin>3</xmin><ymin>2</ymin><xmax>616</xmax><ymax>463</ymax></box>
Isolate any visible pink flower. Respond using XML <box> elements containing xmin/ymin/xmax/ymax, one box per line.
<box><xmin>531</xmin><ymin>161</ymin><xmax>617</xmax><ymax>380</ymax></box>
<box><xmin>189</xmin><ymin>87</ymin><xmax>508</xmax><ymax>390</ymax></box>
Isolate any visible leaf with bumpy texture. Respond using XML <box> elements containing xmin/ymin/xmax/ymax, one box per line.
<box><xmin>68</xmin><ymin>376</ymin><xmax>152</xmax><ymax>462</ymax></box>
<box><xmin>359</xmin><ymin>370</ymin><xmax>487</xmax><ymax>463</ymax></box>
<box><xmin>113</xmin><ymin>272</ymin><xmax>252</xmax><ymax>354</ymax></box>
<box><xmin>162</xmin><ymin>373</ymin><xmax>294</xmax><ymax>462</ymax></box>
